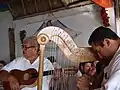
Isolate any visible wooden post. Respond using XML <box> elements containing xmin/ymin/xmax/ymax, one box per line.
<box><xmin>8</xmin><ymin>28</ymin><xmax>16</xmax><ymax>61</ymax></box>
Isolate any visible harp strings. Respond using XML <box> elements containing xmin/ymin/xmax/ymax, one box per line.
<box><xmin>37</xmin><ymin>26</ymin><xmax>98</xmax><ymax>90</ymax></box>
<box><xmin>49</xmin><ymin>27</ymin><xmax>76</xmax><ymax>90</ymax></box>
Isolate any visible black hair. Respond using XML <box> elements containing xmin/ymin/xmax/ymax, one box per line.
<box><xmin>79</xmin><ymin>61</ymin><xmax>93</xmax><ymax>74</ymax></box>
<box><xmin>47</xmin><ymin>56</ymin><xmax>56</xmax><ymax>63</ymax></box>
<box><xmin>0</xmin><ymin>60</ymin><xmax>6</xmax><ymax>66</ymax></box>
<box><xmin>88</xmin><ymin>26</ymin><xmax>119</xmax><ymax>46</ymax></box>
<box><xmin>96</xmin><ymin>62</ymin><xmax>105</xmax><ymax>74</ymax></box>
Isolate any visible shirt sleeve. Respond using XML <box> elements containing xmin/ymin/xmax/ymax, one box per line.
<box><xmin>42</xmin><ymin>58</ymin><xmax>54</xmax><ymax>90</ymax></box>
<box><xmin>94</xmin><ymin>87</ymin><xmax>105</xmax><ymax>90</ymax></box>
<box><xmin>1</xmin><ymin>58</ymin><xmax>20</xmax><ymax>72</ymax></box>
<box><xmin>105</xmin><ymin>70</ymin><xmax>120</xmax><ymax>90</ymax></box>
<box><xmin>94</xmin><ymin>70</ymin><xmax>120</xmax><ymax>90</ymax></box>
<box><xmin>44</xmin><ymin>57</ymin><xmax>54</xmax><ymax>71</ymax></box>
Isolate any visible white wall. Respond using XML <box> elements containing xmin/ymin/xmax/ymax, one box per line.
<box><xmin>116</xmin><ymin>19</ymin><xmax>120</xmax><ymax>36</ymax></box>
<box><xmin>0</xmin><ymin>4</ymin><xmax>116</xmax><ymax>66</ymax></box>
<box><xmin>14</xmin><ymin>4</ymin><xmax>102</xmax><ymax>56</ymax></box>
<box><xmin>0</xmin><ymin>11</ymin><xmax>13</xmax><ymax>63</ymax></box>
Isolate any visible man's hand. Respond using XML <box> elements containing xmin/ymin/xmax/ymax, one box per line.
<box><xmin>77</xmin><ymin>74</ymin><xmax>91</xmax><ymax>90</ymax></box>
<box><xmin>8</xmin><ymin>75</ymin><xmax>20</xmax><ymax>90</ymax></box>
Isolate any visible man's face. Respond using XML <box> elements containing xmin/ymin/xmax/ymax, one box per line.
<box><xmin>91</xmin><ymin>42</ymin><xmax>112</xmax><ymax>60</ymax></box>
<box><xmin>88</xmin><ymin>62</ymin><xmax>96</xmax><ymax>76</ymax></box>
<box><xmin>22</xmin><ymin>40</ymin><xmax>38</xmax><ymax>61</ymax></box>
<box><xmin>83</xmin><ymin>62</ymin><xmax>92</xmax><ymax>74</ymax></box>
<box><xmin>82</xmin><ymin>62</ymin><xmax>96</xmax><ymax>76</ymax></box>
<box><xmin>91</xmin><ymin>38</ymin><xmax>119</xmax><ymax>61</ymax></box>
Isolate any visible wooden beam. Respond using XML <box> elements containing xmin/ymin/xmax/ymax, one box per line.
<box><xmin>8</xmin><ymin>28</ymin><xmax>16</xmax><ymax>61</ymax></box>
<box><xmin>13</xmin><ymin>0</ymin><xmax>93</xmax><ymax>20</ymax></box>
<box><xmin>34</xmin><ymin>0</ymin><xmax>39</xmax><ymax>12</ymax></box>
<box><xmin>6</xmin><ymin>0</ymin><xmax>16</xmax><ymax>18</ymax></box>
<box><xmin>21</xmin><ymin>0</ymin><xmax>27</xmax><ymax>15</ymax></box>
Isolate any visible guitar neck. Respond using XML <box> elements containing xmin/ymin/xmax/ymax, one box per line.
<box><xmin>31</xmin><ymin>70</ymin><xmax>54</xmax><ymax>78</ymax></box>
<box><xmin>43</xmin><ymin>70</ymin><xmax>54</xmax><ymax>76</ymax></box>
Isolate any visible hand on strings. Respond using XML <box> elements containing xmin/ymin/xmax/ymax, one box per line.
<box><xmin>53</xmin><ymin>69</ymin><xmax>62</xmax><ymax>80</ymax></box>
<box><xmin>8</xmin><ymin>75</ymin><xmax>20</xmax><ymax>90</ymax></box>
<box><xmin>77</xmin><ymin>74</ymin><xmax>91</xmax><ymax>90</ymax></box>
<box><xmin>62</xmin><ymin>66</ymin><xmax>78</xmax><ymax>76</ymax></box>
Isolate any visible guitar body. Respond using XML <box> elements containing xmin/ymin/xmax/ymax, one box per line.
<box><xmin>3</xmin><ymin>68</ymin><xmax>38</xmax><ymax>90</ymax></box>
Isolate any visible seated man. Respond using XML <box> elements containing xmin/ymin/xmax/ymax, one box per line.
<box><xmin>0</xmin><ymin>36</ymin><xmax>54</xmax><ymax>90</ymax></box>
<box><xmin>49</xmin><ymin>66</ymin><xmax>78</xmax><ymax>90</ymax></box>
<box><xmin>57</xmin><ymin>62</ymin><xmax>96</xmax><ymax>90</ymax></box>
<box><xmin>79</xmin><ymin>61</ymin><xmax>97</xmax><ymax>76</ymax></box>
<box><xmin>0</xmin><ymin>60</ymin><xmax>6</xmax><ymax>70</ymax></box>
<box><xmin>77</xmin><ymin>61</ymin><xmax>105</xmax><ymax>90</ymax></box>
<box><xmin>0</xmin><ymin>60</ymin><xmax>6</xmax><ymax>90</ymax></box>
<box><xmin>47</xmin><ymin>56</ymin><xmax>61</xmax><ymax>69</ymax></box>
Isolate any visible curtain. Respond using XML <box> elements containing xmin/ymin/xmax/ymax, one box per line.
<box><xmin>91</xmin><ymin>0</ymin><xmax>113</xmax><ymax>8</ymax></box>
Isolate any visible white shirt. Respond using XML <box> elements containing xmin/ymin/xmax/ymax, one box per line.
<box><xmin>95</xmin><ymin>47</ymin><xmax>120</xmax><ymax>90</ymax></box>
<box><xmin>2</xmin><ymin>57</ymin><xmax>54</xmax><ymax>90</ymax></box>
<box><xmin>52</xmin><ymin>62</ymin><xmax>61</xmax><ymax>69</ymax></box>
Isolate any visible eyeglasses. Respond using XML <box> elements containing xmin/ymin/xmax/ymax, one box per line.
<box><xmin>22</xmin><ymin>45</ymin><xmax>36</xmax><ymax>50</ymax></box>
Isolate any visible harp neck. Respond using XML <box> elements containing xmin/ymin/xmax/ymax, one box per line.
<box><xmin>37</xmin><ymin>26</ymin><xmax>98</xmax><ymax>63</ymax></box>
<box><xmin>36</xmin><ymin>26</ymin><xmax>98</xmax><ymax>90</ymax></box>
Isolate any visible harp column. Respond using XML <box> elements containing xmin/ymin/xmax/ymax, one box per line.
<box><xmin>37</xmin><ymin>34</ymin><xmax>49</xmax><ymax>90</ymax></box>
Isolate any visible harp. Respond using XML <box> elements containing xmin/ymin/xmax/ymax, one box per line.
<box><xmin>36</xmin><ymin>26</ymin><xmax>99</xmax><ymax>90</ymax></box>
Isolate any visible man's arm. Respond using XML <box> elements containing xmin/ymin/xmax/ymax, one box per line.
<box><xmin>77</xmin><ymin>74</ymin><xmax>91</xmax><ymax>90</ymax></box>
<box><xmin>0</xmin><ymin>70</ymin><xmax>11</xmax><ymax>81</ymax></box>
<box><xmin>0</xmin><ymin>70</ymin><xmax>20</xmax><ymax>90</ymax></box>
<box><xmin>0</xmin><ymin>58</ymin><xmax>22</xmax><ymax>90</ymax></box>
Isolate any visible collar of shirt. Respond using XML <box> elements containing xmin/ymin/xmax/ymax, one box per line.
<box><xmin>104</xmin><ymin>47</ymin><xmax>120</xmax><ymax>78</ymax></box>
<box><xmin>25</xmin><ymin>57</ymin><xmax>39</xmax><ymax>65</ymax></box>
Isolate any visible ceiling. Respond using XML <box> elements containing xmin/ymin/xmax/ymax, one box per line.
<box><xmin>0</xmin><ymin>0</ymin><xmax>92</xmax><ymax>20</ymax></box>
<box><xmin>0</xmin><ymin>0</ymin><xmax>118</xmax><ymax>20</ymax></box>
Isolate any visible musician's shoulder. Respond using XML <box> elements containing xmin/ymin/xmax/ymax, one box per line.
<box><xmin>44</xmin><ymin>57</ymin><xmax>54</xmax><ymax>65</ymax></box>
<box><xmin>44</xmin><ymin>57</ymin><xmax>54</xmax><ymax>70</ymax></box>
<box><xmin>13</xmin><ymin>57</ymin><xmax>26</xmax><ymax>62</ymax></box>
<box><xmin>44</xmin><ymin>57</ymin><xmax>50</xmax><ymax>62</ymax></box>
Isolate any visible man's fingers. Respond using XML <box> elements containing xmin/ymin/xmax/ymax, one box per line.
<box><xmin>78</xmin><ymin>77</ymin><xmax>88</xmax><ymax>82</ymax></box>
<box><xmin>9</xmin><ymin>79</ymin><xmax>20</xmax><ymax>90</ymax></box>
<box><xmin>8</xmin><ymin>75</ymin><xmax>20</xmax><ymax>90</ymax></box>
<box><xmin>15</xmin><ymin>82</ymin><xmax>20</xmax><ymax>90</ymax></box>
<box><xmin>10</xmin><ymin>81</ymin><xmax>20</xmax><ymax>90</ymax></box>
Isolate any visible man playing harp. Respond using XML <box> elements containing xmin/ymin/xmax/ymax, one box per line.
<box><xmin>77</xmin><ymin>26</ymin><xmax>120</xmax><ymax>90</ymax></box>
